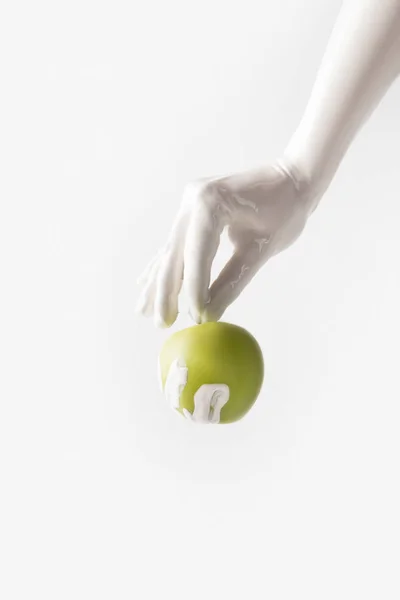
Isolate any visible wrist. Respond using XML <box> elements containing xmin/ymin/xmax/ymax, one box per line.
<box><xmin>276</xmin><ymin>152</ymin><xmax>328</xmax><ymax>215</ymax></box>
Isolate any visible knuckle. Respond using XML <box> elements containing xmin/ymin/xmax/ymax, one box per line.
<box><xmin>182</xmin><ymin>179</ymin><xmax>203</xmax><ymax>203</ymax></box>
<box><xmin>183</xmin><ymin>179</ymin><xmax>220</xmax><ymax>212</ymax></box>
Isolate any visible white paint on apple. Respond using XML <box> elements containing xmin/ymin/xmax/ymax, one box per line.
<box><xmin>164</xmin><ymin>357</ymin><xmax>188</xmax><ymax>410</ymax></box>
<box><xmin>183</xmin><ymin>383</ymin><xmax>230</xmax><ymax>424</ymax></box>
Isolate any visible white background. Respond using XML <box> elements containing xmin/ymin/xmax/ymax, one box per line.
<box><xmin>1</xmin><ymin>0</ymin><xmax>400</xmax><ymax>598</ymax></box>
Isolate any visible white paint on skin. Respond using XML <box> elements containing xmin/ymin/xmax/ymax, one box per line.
<box><xmin>137</xmin><ymin>0</ymin><xmax>400</xmax><ymax>327</ymax></box>
<box><xmin>183</xmin><ymin>383</ymin><xmax>230</xmax><ymax>424</ymax></box>
<box><xmin>230</xmin><ymin>265</ymin><xmax>249</xmax><ymax>289</ymax></box>
<box><xmin>255</xmin><ymin>237</ymin><xmax>271</xmax><ymax>252</ymax></box>
<box><xmin>232</xmin><ymin>193</ymin><xmax>259</xmax><ymax>212</ymax></box>
<box><xmin>136</xmin><ymin>247</ymin><xmax>164</xmax><ymax>286</ymax></box>
<box><xmin>164</xmin><ymin>358</ymin><xmax>188</xmax><ymax>410</ymax></box>
<box><xmin>274</xmin><ymin>161</ymin><xmax>302</xmax><ymax>192</ymax></box>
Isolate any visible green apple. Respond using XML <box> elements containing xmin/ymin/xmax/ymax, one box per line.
<box><xmin>158</xmin><ymin>321</ymin><xmax>264</xmax><ymax>424</ymax></box>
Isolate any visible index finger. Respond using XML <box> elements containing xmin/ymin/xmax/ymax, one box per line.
<box><xmin>183</xmin><ymin>198</ymin><xmax>224</xmax><ymax>324</ymax></box>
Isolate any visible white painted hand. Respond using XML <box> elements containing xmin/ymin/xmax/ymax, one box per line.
<box><xmin>136</xmin><ymin>160</ymin><xmax>315</xmax><ymax>327</ymax></box>
<box><xmin>137</xmin><ymin>0</ymin><xmax>400</xmax><ymax>328</ymax></box>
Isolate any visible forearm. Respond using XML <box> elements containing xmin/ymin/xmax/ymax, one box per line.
<box><xmin>282</xmin><ymin>0</ymin><xmax>400</xmax><ymax>207</ymax></box>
